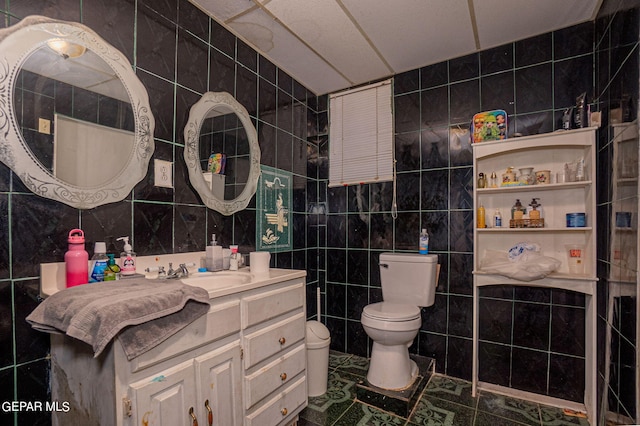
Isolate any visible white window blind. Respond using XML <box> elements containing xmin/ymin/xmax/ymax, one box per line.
<box><xmin>329</xmin><ymin>79</ymin><xmax>393</xmax><ymax>187</ymax></box>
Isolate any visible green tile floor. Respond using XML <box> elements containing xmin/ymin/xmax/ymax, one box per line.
<box><xmin>298</xmin><ymin>351</ymin><xmax>590</xmax><ymax>426</ymax></box>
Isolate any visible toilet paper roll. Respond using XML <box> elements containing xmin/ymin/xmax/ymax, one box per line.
<box><xmin>250</xmin><ymin>251</ymin><xmax>271</xmax><ymax>273</ymax></box>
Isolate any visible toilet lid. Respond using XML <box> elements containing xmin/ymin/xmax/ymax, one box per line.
<box><xmin>363</xmin><ymin>302</ymin><xmax>420</xmax><ymax>322</ymax></box>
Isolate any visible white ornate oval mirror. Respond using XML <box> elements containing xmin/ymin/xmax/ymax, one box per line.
<box><xmin>184</xmin><ymin>92</ymin><xmax>260</xmax><ymax>215</ymax></box>
<box><xmin>0</xmin><ymin>15</ymin><xmax>154</xmax><ymax>209</ymax></box>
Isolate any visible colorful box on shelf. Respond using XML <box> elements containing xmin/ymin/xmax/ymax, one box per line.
<box><xmin>471</xmin><ymin>109</ymin><xmax>508</xmax><ymax>143</ymax></box>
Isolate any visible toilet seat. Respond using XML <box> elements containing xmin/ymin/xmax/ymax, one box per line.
<box><xmin>362</xmin><ymin>302</ymin><xmax>420</xmax><ymax>322</ymax></box>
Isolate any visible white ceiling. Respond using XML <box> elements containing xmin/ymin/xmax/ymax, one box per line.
<box><xmin>189</xmin><ymin>0</ymin><xmax>603</xmax><ymax>95</ymax></box>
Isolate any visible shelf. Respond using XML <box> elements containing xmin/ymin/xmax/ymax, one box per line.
<box><xmin>477</xmin><ymin>227</ymin><xmax>592</xmax><ymax>232</ymax></box>
<box><xmin>473</xmin><ymin>270</ymin><xmax>598</xmax><ymax>294</ymax></box>
<box><xmin>477</xmin><ymin>181</ymin><xmax>591</xmax><ymax>194</ymax></box>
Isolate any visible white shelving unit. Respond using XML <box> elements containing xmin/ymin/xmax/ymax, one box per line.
<box><xmin>472</xmin><ymin>127</ymin><xmax>598</xmax><ymax>423</ymax></box>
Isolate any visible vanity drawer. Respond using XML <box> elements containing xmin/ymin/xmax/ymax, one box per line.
<box><xmin>242</xmin><ymin>280</ymin><xmax>304</xmax><ymax>329</ymax></box>
<box><xmin>131</xmin><ymin>300</ymin><xmax>241</xmax><ymax>372</ymax></box>
<box><xmin>244</xmin><ymin>343</ymin><xmax>306</xmax><ymax>409</ymax></box>
<box><xmin>243</xmin><ymin>311</ymin><xmax>306</xmax><ymax>369</ymax></box>
<box><xmin>245</xmin><ymin>376</ymin><xmax>306</xmax><ymax>426</ymax></box>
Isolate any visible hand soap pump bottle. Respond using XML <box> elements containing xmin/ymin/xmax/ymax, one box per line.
<box><xmin>65</xmin><ymin>229</ymin><xmax>89</xmax><ymax>288</ymax></box>
<box><xmin>528</xmin><ymin>198</ymin><xmax>542</xmax><ymax>220</ymax></box>
<box><xmin>117</xmin><ymin>236</ymin><xmax>136</xmax><ymax>276</ymax></box>
<box><xmin>206</xmin><ymin>234</ymin><xmax>223</xmax><ymax>271</ymax></box>
<box><xmin>511</xmin><ymin>199</ymin><xmax>526</xmax><ymax>220</ymax></box>
<box><xmin>419</xmin><ymin>229</ymin><xmax>429</xmax><ymax>254</ymax></box>
<box><xmin>103</xmin><ymin>254</ymin><xmax>120</xmax><ymax>281</ymax></box>
<box><xmin>89</xmin><ymin>242</ymin><xmax>108</xmax><ymax>283</ymax></box>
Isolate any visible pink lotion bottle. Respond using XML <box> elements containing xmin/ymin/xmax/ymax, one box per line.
<box><xmin>65</xmin><ymin>229</ymin><xmax>89</xmax><ymax>288</ymax></box>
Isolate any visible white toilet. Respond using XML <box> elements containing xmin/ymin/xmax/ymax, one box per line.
<box><xmin>361</xmin><ymin>252</ymin><xmax>438</xmax><ymax>390</ymax></box>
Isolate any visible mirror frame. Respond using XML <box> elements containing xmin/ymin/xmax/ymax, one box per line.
<box><xmin>0</xmin><ymin>15</ymin><xmax>155</xmax><ymax>209</ymax></box>
<box><xmin>184</xmin><ymin>91</ymin><xmax>261</xmax><ymax>215</ymax></box>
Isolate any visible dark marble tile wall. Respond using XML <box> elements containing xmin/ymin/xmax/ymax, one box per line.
<box><xmin>320</xmin><ymin>5</ymin><xmax>640</xmax><ymax>409</ymax></box>
<box><xmin>0</xmin><ymin>1</ymin><xmax>320</xmax><ymax>424</ymax></box>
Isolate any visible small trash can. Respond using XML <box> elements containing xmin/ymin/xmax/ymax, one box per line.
<box><xmin>306</xmin><ymin>320</ymin><xmax>331</xmax><ymax>396</ymax></box>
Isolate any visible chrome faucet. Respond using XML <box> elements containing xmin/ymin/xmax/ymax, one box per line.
<box><xmin>166</xmin><ymin>263</ymin><xmax>190</xmax><ymax>279</ymax></box>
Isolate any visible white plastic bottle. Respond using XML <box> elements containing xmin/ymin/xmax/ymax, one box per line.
<box><xmin>494</xmin><ymin>209</ymin><xmax>502</xmax><ymax>228</ymax></box>
<box><xmin>419</xmin><ymin>229</ymin><xmax>429</xmax><ymax>254</ymax></box>
<box><xmin>89</xmin><ymin>242</ymin><xmax>108</xmax><ymax>283</ymax></box>
<box><xmin>117</xmin><ymin>236</ymin><xmax>137</xmax><ymax>276</ymax></box>
<box><xmin>229</xmin><ymin>245</ymin><xmax>239</xmax><ymax>271</ymax></box>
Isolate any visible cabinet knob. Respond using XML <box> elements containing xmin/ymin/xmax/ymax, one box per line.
<box><xmin>189</xmin><ymin>407</ymin><xmax>199</xmax><ymax>426</ymax></box>
<box><xmin>280</xmin><ymin>372</ymin><xmax>287</xmax><ymax>381</ymax></box>
<box><xmin>204</xmin><ymin>399</ymin><xmax>213</xmax><ymax>426</ymax></box>
<box><xmin>281</xmin><ymin>407</ymin><xmax>288</xmax><ymax>416</ymax></box>
<box><xmin>279</xmin><ymin>337</ymin><xmax>286</xmax><ymax>345</ymax></box>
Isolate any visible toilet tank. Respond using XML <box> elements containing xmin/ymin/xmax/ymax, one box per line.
<box><xmin>379</xmin><ymin>252</ymin><xmax>438</xmax><ymax>307</ymax></box>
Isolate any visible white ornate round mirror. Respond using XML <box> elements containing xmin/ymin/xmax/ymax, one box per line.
<box><xmin>184</xmin><ymin>92</ymin><xmax>261</xmax><ymax>215</ymax></box>
<box><xmin>0</xmin><ymin>15</ymin><xmax>154</xmax><ymax>209</ymax></box>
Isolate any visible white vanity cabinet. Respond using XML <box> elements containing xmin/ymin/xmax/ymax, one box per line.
<box><xmin>241</xmin><ymin>277</ymin><xmax>307</xmax><ymax>424</ymax></box>
<box><xmin>472</xmin><ymin>127</ymin><xmax>598</xmax><ymax>422</ymax></box>
<box><xmin>128</xmin><ymin>340</ymin><xmax>243</xmax><ymax>426</ymax></box>
<box><xmin>49</xmin><ymin>269</ymin><xmax>307</xmax><ymax>426</ymax></box>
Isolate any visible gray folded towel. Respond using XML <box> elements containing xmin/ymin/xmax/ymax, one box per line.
<box><xmin>26</xmin><ymin>279</ymin><xmax>210</xmax><ymax>360</ymax></box>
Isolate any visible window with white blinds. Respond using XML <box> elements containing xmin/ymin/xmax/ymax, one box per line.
<box><xmin>328</xmin><ymin>79</ymin><xmax>393</xmax><ymax>187</ymax></box>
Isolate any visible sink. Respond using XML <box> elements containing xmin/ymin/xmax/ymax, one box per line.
<box><xmin>181</xmin><ymin>271</ymin><xmax>253</xmax><ymax>290</ymax></box>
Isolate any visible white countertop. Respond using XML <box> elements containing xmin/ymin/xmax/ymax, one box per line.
<box><xmin>40</xmin><ymin>251</ymin><xmax>305</xmax><ymax>299</ymax></box>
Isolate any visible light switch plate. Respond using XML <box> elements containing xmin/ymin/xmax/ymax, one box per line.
<box><xmin>154</xmin><ymin>159</ymin><xmax>173</xmax><ymax>188</ymax></box>
<box><xmin>38</xmin><ymin>118</ymin><xmax>51</xmax><ymax>134</ymax></box>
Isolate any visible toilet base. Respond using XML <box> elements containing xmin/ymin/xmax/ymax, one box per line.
<box><xmin>366</xmin><ymin>341</ymin><xmax>419</xmax><ymax>390</ymax></box>
<box><xmin>357</xmin><ymin>354</ymin><xmax>434</xmax><ymax>418</ymax></box>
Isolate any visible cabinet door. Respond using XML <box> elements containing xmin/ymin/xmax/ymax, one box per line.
<box><xmin>195</xmin><ymin>341</ymin><xmax>243</xmax><ymax>426</ymax></box>
<box><xmin>129</xmin><ymin>360</ymin><xmax>197</xmax><ymax>426</ymax></box>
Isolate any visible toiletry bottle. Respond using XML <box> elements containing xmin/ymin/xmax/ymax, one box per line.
<box><xmin>511</xmin><ymin>199</ymin><xmax>526</xmax><ymax>220</ymax></box>
<box><xmin>493</xmin><ymin>209</ymin><xmax>502</xmax><ymax>228</ymax></box>
<box><xmin>89</xmin><ymin>242</ymin><xmax>108</xmax><ymax>283</ymax></box>
<box><xmin>489</xmin><ymin>172</ymin><xmax>498</xmax><ymax>188</ymax></box>
<box><xmin>477</xmin><ymin>173</ymin><xmax>486</xmax><ymax>189</ymax></box>
<box><xmin>477</xmin><ymin>205</ymin><xmax>486</xmax><ymax>228</ymax></box>
<box><xmin>528</xmin><ymin>198</ymin><xmax>542</xmax><ymax>220</ymax></box>
<box><xmin>65</xmin><ymin>229</ymin><xmax>89</xmax><ymax>288</ymax></box>
<box><xmin>206</xmin><ymin>234</ymin><xmax>223</xmax><ymax>271</ymax></box>
<box><xmin>229</xmin><ymin>245</ymin><xmax>240</xmax><ymax>270</ymax></box>
<box><xmin>117</xmin><ymin>236</ymin><xmax>137</xmax><ymax>276</ymax></box>
<box><xmin>103</xmin><ymin>254</ymin><xmax>120</xmax><ymax>281</ymax></box>
<box><xmin>419</xmin><ymin>229</ymin><xmax>429</xmax><ymax>254</ymax></box>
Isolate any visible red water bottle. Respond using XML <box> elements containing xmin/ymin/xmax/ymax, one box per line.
<box><xmin>65</xmin><ymin>229</ymin><xmax>89</xmax><ymax>288</ymax></box>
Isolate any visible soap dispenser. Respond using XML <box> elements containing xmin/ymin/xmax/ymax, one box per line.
<box><xmin>511</xmin><ymin>199</ymin><xmax>526</xmax><ymax>220</ymax></box>
<box><xmin>528</xmin><ymin>198</ymin><xmax>542</xmax><ymax>220</ymax></box>
<box><xmin>206</xmin><ymin>234</ymin><xmax>223</xmax><ymax>272</ymax></box>
<box><xmin>103</xmin><ymin>254</ymin><xmax>120</xmax><ymax>281</ymax></box>
<box><xmin>117</xmin><ymin>236</ymin><xmax>137</xmax><ymax>276</ymax></box>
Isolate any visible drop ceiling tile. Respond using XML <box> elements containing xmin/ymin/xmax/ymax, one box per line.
<box><xmin>228</xmin><ymin>8</ymin><xmax>350</xmax><ymax>95</ymax></box>
<box><xmin>473</xmin><ymin>0</ymin><xmax>600</xmax><ymax>49</ymax></box>
<box><xmin>263</xmin><ymin>0</ymin><xmax>391</xmax><ymax>84</ymax></box>
<box><xmin>342</xmin><ymin>0</ymin><xmax>477</xmax><ymax>73</ymax></box>
<box><xmin>189</xmin><ymin>0</ymin><xmax>256</xmax><ymax>22</ymax></box>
